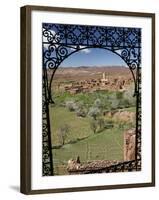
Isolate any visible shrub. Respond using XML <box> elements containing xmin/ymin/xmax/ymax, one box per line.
<box><xmin>111</xmin><ymin>99</ymin><xmax>120</xmax><ymax>110</ymax></box>
<box><xmin>88</xmin><ymin>107</ymin><xmax>100</xmax><ymax>120</ymax></box>
<box><xmin>118</xmin><ymin>121</ymin><xmax>135</xmax><ymax>130</ymax></box>
<box><xmin>94</xmin><ymin>98</ymin><xmax>102</xmax><ymax>108</ymax></box>
<box><xmin>116</xmin><ymin>91</ymin><xmax>124</xmax><ymax>99</ymax></box>
<box><xmin>119</xmin><ymin>98</ymin><xmax>130</xmax><ymax>108</ymax></box>
<box><xmin>118</xmin><ymin>122</ymin><xmax>125</xmax><ymax>129</ymax></box>
<box><xmin>104</xmin><ymin>119</ymin><xmax>114</xmax><ymax>129</ymax></box>
<box><xmin>65</xmin><ymin>100</ymin><xmax>77</xmax><ymax>112</ymax></box>
<box><xmin>76</xmin><ymin>108</ymin><xmax>87</xmax><ymax>117</ymax></box>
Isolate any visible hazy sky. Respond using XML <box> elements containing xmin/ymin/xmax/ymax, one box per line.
<box><xmin>60</xmin><ymin>48</ymin><xmax>126</xmax><ymax>67</ymax></box>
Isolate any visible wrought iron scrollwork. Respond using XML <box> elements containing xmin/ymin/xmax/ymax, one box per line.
<box><xmin>42</xmin><ymin>23</ymin><xmax>141</xmax><ymax>175</ymax></box>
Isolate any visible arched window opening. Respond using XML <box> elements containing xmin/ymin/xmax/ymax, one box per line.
<box><xmin>50</xmin><ymin>48</ymin><xmax>136</xmax><ymax>175</ymax></box>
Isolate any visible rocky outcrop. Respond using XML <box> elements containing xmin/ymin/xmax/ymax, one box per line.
<box><xmin>113</xmin><ymin>111</ymin><xmax>135</xmax><ymax>123</ymax></box>
<box><xmin>103</xmin><ymin>110</ymin><xmax>135</xmax><ymax>123</ymax></box>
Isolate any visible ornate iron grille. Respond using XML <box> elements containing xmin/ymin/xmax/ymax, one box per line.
<box><xmin>42</xmin><ymin>23</ymin><xmax>141</xmax><ymax>176</ymax></box>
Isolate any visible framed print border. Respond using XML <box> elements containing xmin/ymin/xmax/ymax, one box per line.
<box><xmin>20</xmin><ymin>5</ymin><xmax>155</xmax><ymax>194</ymax></box>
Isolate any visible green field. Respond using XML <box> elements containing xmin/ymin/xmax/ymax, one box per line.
<box><xmin>50</xmin><ymin>106</ymin><xmax>93</xmax><ymax>145</ymax></box>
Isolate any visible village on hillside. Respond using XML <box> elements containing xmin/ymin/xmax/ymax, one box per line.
<box><xmin>54</xmin><ymin>72</ymin><xmax>133</xmax><ymax>94</ymax></box>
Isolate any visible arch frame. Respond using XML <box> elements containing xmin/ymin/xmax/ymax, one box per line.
<box><xmin>42</xmin><ymin>23</ymin><xmax>141</xmax><ymax>176</ymax></box>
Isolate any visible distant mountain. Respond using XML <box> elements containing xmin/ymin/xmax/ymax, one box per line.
<box><xmin>60</xmin><ymin>65</ymin><xmax>127</xmax><ymax>69</ymax></box>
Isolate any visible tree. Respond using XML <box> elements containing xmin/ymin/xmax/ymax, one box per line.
<box><xmin>108</xmin><ymin>93</ymin><xmax>120</xmax><ymax>110</ymax></box>
<box><xmin>116</xmin><ymin>91</ymin><xmax>124</xmax><ymax>99</ymax></box>
<box><xmin>90</xmin><ymin>120</ymin><xmax>98</xmax><ymax>134</ymax></box>
<box><xmin>94</xmin><ymin>98</ymin><xmax>102</xmax><ymax>108</ymax></box>
<box><xmin>76</xmin><ymin>107</ymin><xmax>87</xmax><ymax>117</ymax></box>
<box><xmin>58</xmin><ymin>124</ymin><xmax>70</xmax><ymax>145</ymax></box>
<box><xmin>111</xmin><ymin>98</ymin><xmax>119</xmax><ymax>110</ymax></box>
<box><xmin>119</xmin><ymin>98</ymin><xmax>130</xmax><ymax>108</ymax></box>
<box><xmin>77</xmin><ymin>101</ymin><xmax>84</xmax><ymax>109</ymax></box>
<box><xmin>97</xmin><ymin>117</ymin><xmax>105</xmax><ymax>131</ymax></box>
<box><xmin>103</xmin><ymin>95</ymin><xmax>111</xmax><ymax>111</ymax></box>
<box><xmin>123</xmin><ymin>85</ymin><xmax>136</xmax><ymax>107</ymax></box>
<box><xmin>88</xmin><ymin>107</ymin><xmax>100</xmax><ymax>120</ymax></box>
<box><xmin>104</xmin><ymin>118</ymin><xmax>114</xmax><ymax>129</ymax></box>
<box><xmin>65</xmin><ymin>101</ymin><xmax>77</xmax><ymax>112</ymax></box>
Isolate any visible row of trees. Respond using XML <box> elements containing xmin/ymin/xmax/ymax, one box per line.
<box><xmin>55</xmin><ymin>85</ymin><xmax>135</xmax><ymax>110</ymax></box>
<box><xmin>65</xmin><ymin>87</ymin><xmax>135</xmax><ymax>116</ymax></box>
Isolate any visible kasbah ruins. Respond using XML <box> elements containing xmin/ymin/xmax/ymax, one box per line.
<box><xmin>55</xmin><ymin>72</ymin><xmax>133</xmax><ymax>94</ymax></box>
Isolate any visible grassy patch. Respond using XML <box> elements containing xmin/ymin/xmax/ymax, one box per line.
<box><xmin>49</xmin><ymin>106</ymin><xmax>93</xmax><ymax>145</ymax></box>
<box><xmin>53</xmin><ymin>128</ymin><xmax>124</xmax><ymax>175</ymax></box>
<box><xmin>123</xmin><ymin>107</ymin><xmax>136</xmax><ymax>112</ymax></box>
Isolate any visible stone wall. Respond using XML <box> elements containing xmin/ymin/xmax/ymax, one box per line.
<box><xmin>124</xmin><ymin>129</ymin><xmax>136</xmax><ymax>161</ymax></box>
<box><xmin>67</xmin><ymin>158</ymin><xmax>137</xmax><ymax>174</ymax></box>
